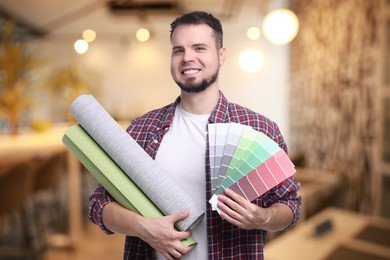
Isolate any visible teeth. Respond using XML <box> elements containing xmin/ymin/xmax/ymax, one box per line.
<box><xmin>183</xmin><ymin>69</ymin><xmax>199</xmax><ymax>75</ymax></box>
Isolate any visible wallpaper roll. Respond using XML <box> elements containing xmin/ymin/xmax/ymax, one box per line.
<box><xmin>70</xmin><ymin>95</ymin><xmax>204</xmax><ymax>231</ymax></box>
<box><xmin>62</xmin><ymin>124</ymin><xmax>196</xmax><ymax>247</ymax></box>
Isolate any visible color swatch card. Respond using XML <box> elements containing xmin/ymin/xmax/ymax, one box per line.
<box><xmin>217</xmin><ymin>123</ymin><xmax>251</xmax><ymax>190</ymax></box>
<box><xmin>208</xmin><ymin>123</ymin><xmax>296</xmax><ymax>214</ymax></box>
<box><xmin>208</xmin><ymin>123</ymin><xmax>251</xmax><ymax>192</ymax></box>
<box><xmin>208</xmin><ymin>123</ymin><xmax>218</xmax><ymax>192</ymax></box>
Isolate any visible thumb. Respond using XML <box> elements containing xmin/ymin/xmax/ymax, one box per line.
<box><xmin>170</xmin><ymin>210</ymin><xmax>190</xmax><ymax>224</ymax></box>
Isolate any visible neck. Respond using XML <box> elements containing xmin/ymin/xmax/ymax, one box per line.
<box><xmin>180</xmin><ymin>85</ymin><xmax>219</xmax><ymax>115</ymax></box>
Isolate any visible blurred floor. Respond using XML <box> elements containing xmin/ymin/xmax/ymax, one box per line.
<box><xmin>42</xmin><ymin>171</ymin><xmax>125</xmax><ymax>260</ymax></box>
<box><xmin>2</xmin><ymin>165</ymin><xmax>388</xmax><ymax>260</ymax></box>
<box><xmin>381</xmin><ymin>175</ymin><xmax>390</xmax><ymax>219</ymax></box>
<box><xmin>43</xmin><ymin>221</ymin><xmax>125</xmax><ymax>260</ymax></box>
<box><xmin>43</xmin><ymin>173</ymin><xmax>390</xmax><ymax>260</ymax></box>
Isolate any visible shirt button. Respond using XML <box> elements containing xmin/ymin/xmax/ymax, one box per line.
<box><xmin>153</xmin><ymin>139</ymin><xmax>159</xmax><ymax>144</ymax></box>
<box><xmin>156</xmin><ymin>127</ymin><xmax>160</xmax><ymax>130</ymax></box>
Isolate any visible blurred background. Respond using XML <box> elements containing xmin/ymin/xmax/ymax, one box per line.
<box><xmin>0</xmin><ymin>0</ymin><xmax>389</xmax><ymax>259</ymax></box>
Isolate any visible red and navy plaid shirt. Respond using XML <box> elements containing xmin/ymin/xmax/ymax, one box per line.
<box><xmin>88</xmin><ymin>91</ymin><xmax>301</xmax><ymax>259</ymax></box>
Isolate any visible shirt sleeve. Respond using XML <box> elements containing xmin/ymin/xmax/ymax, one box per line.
<box><xmin>88</xmin><ymin>183</ymin><xmax>116</xmax><ymax>234</ymax></box>
<box><xmin>247</xmin><ymin>129</ymin><xmax>302</xmax><ymax>230</ymax></box>
<box><xmin>261</xmin><ymin>176</ymin><xmax>302</xmax><ymax>230</ymax></box>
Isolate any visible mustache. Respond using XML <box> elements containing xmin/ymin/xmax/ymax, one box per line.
<box><xmin>176</xmin><ymin>71</ymin><xmax>219</xmax><ymax>93</ymax></box>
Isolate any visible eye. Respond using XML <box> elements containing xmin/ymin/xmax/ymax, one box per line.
<box><xmin>196</xmin><ymin>46</ymin><xmax>206</xmax><ymax>52</ymax></box>
<box><xmin>173</xmin><ymin>48</ymin><xmax>184</xmax><ymax>55</ymax></box>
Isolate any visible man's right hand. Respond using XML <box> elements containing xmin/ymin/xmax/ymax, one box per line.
<box><xmin>136</xmin><ymin>210</ymin><xmax>193</xmax><ymax>260</ymax></box>
<box><xmin>103</xmin><ymin>202</ymin><xmax>193</xmax><ymax>259</ymax></box>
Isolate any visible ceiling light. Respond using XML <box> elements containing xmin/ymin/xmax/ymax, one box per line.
<box><xmin>262</xmin><ymin>8</ymin><xmax>299</xmax><ymax>45</ymax></box>
<box><xmin>239</xmin><ymin>49</ymin><xmax>264</xmax><ymax>73</ymax></box>
<box><xmin>74</xmin><ymin>39</ymin><xmax>89</xmax><ymax>54</ymax></box>
<box><xmin>246</xmin><ymin>27</ymin><xmax>261</xmax><ymax>40</ymax></box>
<box><xmin>136</xmin><ymin>28</ymin><xmax>150</xmax><ymax>42</ymax></box>
<box><xmin>83</xmin><ymin>29</ymin><xmax>96</xmax><ymax>42</ymax></box>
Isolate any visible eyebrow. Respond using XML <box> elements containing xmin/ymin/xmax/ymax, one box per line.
<box><xmin>172</xmin><ymin>43</ymin><xmax>208</xmax><ymax>50</ymax></box>
<box><xmin>193</xmin><ymin>43</ymin><xmax>208</xmax><ymax>48</ymax></box>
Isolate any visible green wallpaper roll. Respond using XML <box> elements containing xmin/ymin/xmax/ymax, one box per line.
<box><xmin>68</xmin><ymin>95</ymin><xmax>204</xmax><ymax>232</ymax></box>
<box><xmin>63</xmin><ymin>124</ymin><xmax>196</xmax><ymax>247</ymax></box>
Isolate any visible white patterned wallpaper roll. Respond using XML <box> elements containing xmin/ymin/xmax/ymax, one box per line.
<box><xmin>70</xmin><ymin>94</ymin><xmax>204</xmax><ymax>231</ymax></box>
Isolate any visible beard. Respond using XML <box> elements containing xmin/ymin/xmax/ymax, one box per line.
<box><xmin>175</xmin><ymin>70</ymin><xmax>219</xmax><ymax>93</ymax></box>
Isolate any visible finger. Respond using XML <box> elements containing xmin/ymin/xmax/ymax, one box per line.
<box><xmin>218</xmin><ymin>195</ymin><xmax>249</xmax><ymax>225</ymax></box>
<box><xmin>218</xmin><ymin>199</ymin><xmax>242</xmax><ymax>220</ymax></box>
<box><xmin>224</xmin><ymin>188</ymin><xmax>247</xmax><ymax>207</ymax></box>
<box><xmin>170</xmin><ymin>210</ymin><xmax>190</xmax><ymax>223</ymax></box>
<box><xmin>171</xmin><ymin>250</ymin><xmax>183</xmax><ymax>259</ymax></box>
<box><xmin>163</xmin><ymin>252</ymin><xmax>174</xmax><ymax>260</ymax></box>
<box><xmin>175</xmin><ymin>229</ymin><xmax>192</xmax><ymax>241</ymax></box>
<box><xmin>223</xmin><ymin>193</ymin><xmax>251</xmax><ymax>216</ymax></box>
<box><xmin>218</xmin><ymin>194</ymin><xmax>244</xmax><ymax>213</ymax></box>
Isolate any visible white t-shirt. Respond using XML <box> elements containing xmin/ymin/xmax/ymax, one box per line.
<box><xmin>154</xmin><ymin>103</ymin><xmax>209</xmax><ymax>259</ymax></box>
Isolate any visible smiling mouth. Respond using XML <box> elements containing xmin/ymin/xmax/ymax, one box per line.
<box><xmin>182</xmin><ymin>69</ymin><xmax>201</xmax><ymax>75</ymax></box>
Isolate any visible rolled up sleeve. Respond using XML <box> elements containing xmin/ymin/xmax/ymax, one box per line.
<box><xmin>88</xmin><ymin>184</ymin><xmax>116</xmax><ymax>234</ymax></box>
<box><xmin>262</xmin><ymin>175</ymin><xmax>302</xmax><ymax>230</ymax></box>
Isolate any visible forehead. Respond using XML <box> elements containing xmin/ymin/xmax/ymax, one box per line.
<box><xmin>171</xmin><ymin>24</ymin><xmax>215</xmax><ymax>46</ymax></box>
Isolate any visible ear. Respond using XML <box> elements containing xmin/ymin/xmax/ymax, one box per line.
<box><xmin>219</xmin><ymin>47</ymin><xmax>227</xmax><ymax>66</ymax></box>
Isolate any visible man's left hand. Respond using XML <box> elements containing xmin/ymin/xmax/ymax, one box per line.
<box><xmin>217</xmin><ymin>188</ymin><xmax>268</xmax><ymax>230</ymax></box>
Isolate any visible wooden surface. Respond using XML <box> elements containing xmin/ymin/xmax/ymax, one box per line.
<box><xmin>295</xmin><ymin>167</ymin><xmax>342</xmax><ymax>219</ymax></box>
<box><xmin>0</xmin><ymin>124</ymin><xmax>83</xmax><ymax>245</ymax></box>
<box><xmin>265</xmin><ymin>207</ymin><xmax>390</xmax><ymax>260</ymax></box>
<box><xmin>0</xmin><ymin>121</ymin><xmax>131</xmax><ymax>246</ymax></box>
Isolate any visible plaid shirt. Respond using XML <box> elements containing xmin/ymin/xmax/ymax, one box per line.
<box><xmin>88</xmin><ymin>91</ymin><xmax>301</xmax><ymax>259</ymax></box>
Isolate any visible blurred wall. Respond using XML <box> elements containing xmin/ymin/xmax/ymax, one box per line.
<box><xmin>31</xmin><ymin>2</ymin><xmax>293</xmax><ymax>144</ymax></box>
<box><xmin>289</xmin><ymin>0</ymin><xmax>382</xmax><ymax>213</ymax></box>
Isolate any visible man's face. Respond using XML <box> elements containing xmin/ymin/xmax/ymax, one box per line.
<box><xmin>170</xmin><ymin>24</ymin><xmax>226</xmax><ymax>93</ymax></box>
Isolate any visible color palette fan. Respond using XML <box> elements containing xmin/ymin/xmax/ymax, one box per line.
<box><xmin>208</xmin><ymin>123</ymin><xmax>296</xmax><ymax>213</ymax></box>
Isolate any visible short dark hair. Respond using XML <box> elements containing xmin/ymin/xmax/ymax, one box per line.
<box><xmin>170</xmin><ymin>11</ymin><xmax>223</xmax><ymax>49</ymax></box>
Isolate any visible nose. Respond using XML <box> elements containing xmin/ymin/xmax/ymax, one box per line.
<box><xmin>182</xmin><ymin>50</ymin><xmax>195</xmax><ymax>63</ymax></box>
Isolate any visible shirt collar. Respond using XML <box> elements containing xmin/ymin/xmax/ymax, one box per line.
<box><xmin>208</xmin><ymin>91</ymin><xmax>230</xmax><ymax>124</ymax></box>
<box><xmin>164</xmin><ymin>91</ymin><xmax>230</xmax><ymax>127</ymax></box>
<box><xmin>156</xmin><ymin>97</ymin><xmax>179</xmax><ymax>132</ymax></box>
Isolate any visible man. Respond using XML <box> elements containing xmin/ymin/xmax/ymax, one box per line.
<box><xmin>88</xmin><ymin>11</ymin><xmax>301</xmax><ymax>259</ymax></box>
